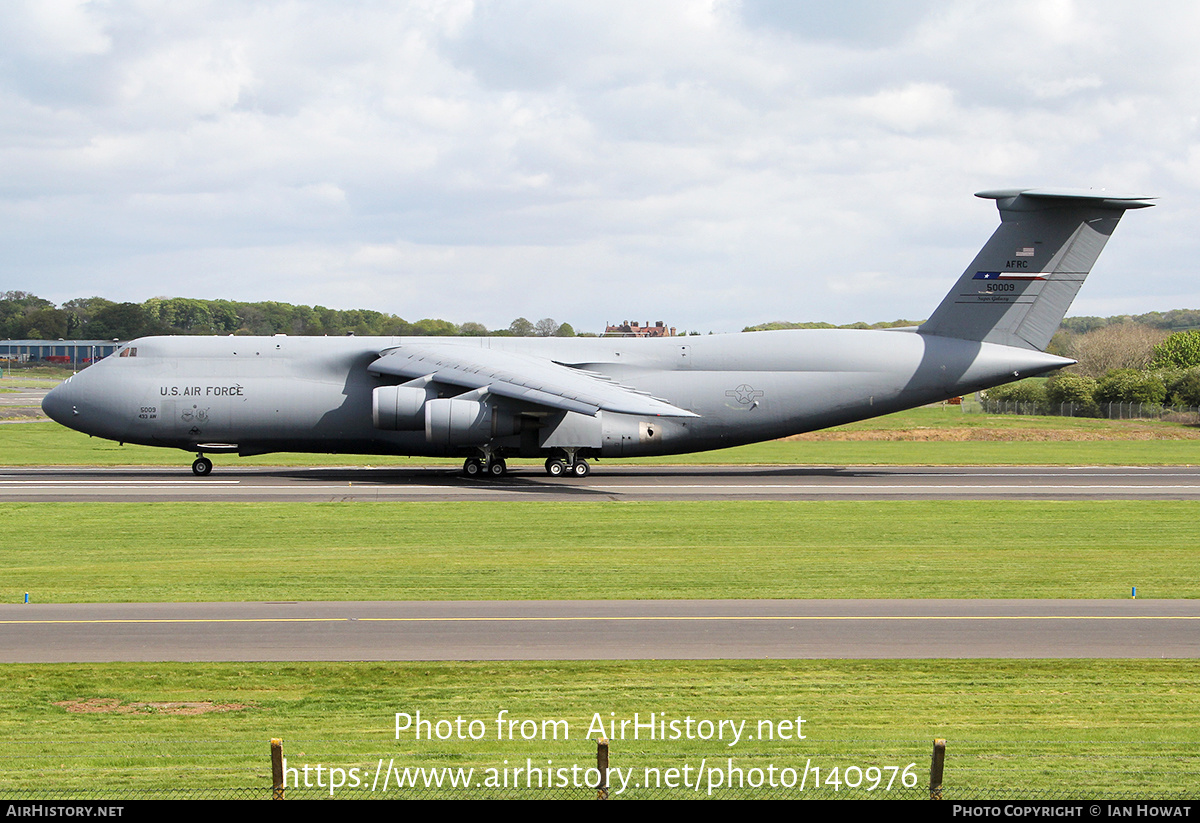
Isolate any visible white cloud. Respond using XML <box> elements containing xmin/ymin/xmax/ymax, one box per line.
<box><xmin>1</xmin><ymin>0</ymin><xmax>1198</xmax><ymax>330</ymax></box>
<box><xmin>853</xmin><ymin>83</ymin><xmax>957</xmax><ymax>133</ymax></box>
<box><xmin>4</xmin><ymin>0</ymin><xmax>111</xmax><ymax>59</ymax></box>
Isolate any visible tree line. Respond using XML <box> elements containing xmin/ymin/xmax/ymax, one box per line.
<box><xmin>6</xmin><ymin>290</ymin><xmax>1199</xmax><ymax>407</ymax></box>
<box><xmin>988</xmin><ymin>328</ymin><xmax>1200</xmax><ymax>410</ymax></box>
<box><xmin>746</xmin><ymin>309</ymin><xmax>1200</xmax><ymax>338</ymax></box>
<box><xmin>0</xmin><ymin>292</ymin><xmax>578</xmax><ymax>340</ymax></box>
<box><xmin>747</xmin><ymin>309</ymin><xmax>1200</xmax><ymax>411</ymax></box>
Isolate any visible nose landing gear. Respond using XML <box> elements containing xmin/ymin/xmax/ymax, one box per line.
<box><xmin>191</xmin><ymin>455</ymin><xmax>213</xmax><ymax>476</ymax></box>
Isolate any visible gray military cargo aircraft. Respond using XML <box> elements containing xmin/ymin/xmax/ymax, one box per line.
<box><xmin>42</xmin><ymin>188</ymin><xmax>1152</xmax><ymax>478</ymax></box>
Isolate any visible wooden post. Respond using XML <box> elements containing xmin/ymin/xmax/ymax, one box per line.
<box><xmin>271</xmin><ymin>738</ymin><xmax>284</xmax><ymax>799</ymax></box>
<box><xmin>930</xmin><ymin>738</ymin><xmax>946</xmax><ymax>800</ymax></box>
<box><xmin>596</xmin><ymin>737</ymin><xmax>609</xmax><ymax>800</ymax></box>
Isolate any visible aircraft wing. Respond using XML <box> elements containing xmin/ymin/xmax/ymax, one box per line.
<box><xmin>368</xmin><ymin>345</ymin><xmax>699</xmax><ymax>418</ymax></box>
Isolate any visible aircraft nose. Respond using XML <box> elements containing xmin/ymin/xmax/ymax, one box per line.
<box><xmin>41</xmin><ymin>379</ymin><xmax>78</xmax><ymax>426</ymax></box>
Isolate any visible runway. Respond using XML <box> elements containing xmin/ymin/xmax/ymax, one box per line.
<box><xmin>5</xmin><ymin>462</ymin><xmax>1196</xmax><ymax>663</ymax></box>
<box><xmin>5</xmin><ymin>464</ymin><xmax>1200</xmax><ymax>501</ymax></box>
<box><xmin>2</xmin><ymin>599</ymin><xmax>1196</xmax><ymax>662</ymax></box>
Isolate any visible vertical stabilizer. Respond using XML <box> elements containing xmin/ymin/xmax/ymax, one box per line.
<box><xmin>919</xmin><ymin>189</ymin><xmax>1153</xmax><ymax>351</ymax></box>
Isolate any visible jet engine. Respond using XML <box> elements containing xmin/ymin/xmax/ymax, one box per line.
<box><xmin>371</xmin><ymin>385</ymin><xmax>431</xmax><ymax>431</ymax></box>
<box><xmin>424</xmin><ymin>398</ymin><xmax>521</xmax><ymax>446</ymax></box>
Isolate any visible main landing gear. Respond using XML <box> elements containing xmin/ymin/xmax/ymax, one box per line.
<box><xmin>463</xmin><ymin>456</ymin><xmax>508</xmax><ymax>478</ymax></box>
<box><xmin>191</xmin><ymin>455</ymin><xmax>213</xmax><ymax>476</ymax></box>
<box><xmin>460</xmin><ymin>454</ymin><xmax>592</xmax><ymax>478</ymax></box>
<box><xmin>544</xmin><ymin>456</ymin><xmax>590</xmax><ymax>478</ymax></box>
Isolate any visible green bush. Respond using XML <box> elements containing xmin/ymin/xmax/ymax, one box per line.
<box><xmin>1045</xmin><ymin>373</ymin><xmax>1099</xmax><ymax>415</ymax></box>
<box><xmin>1094</xmin><ymin>369</ymin><xmax>1167</xmax><ymax>406</ymax></box>
<box><xmin>1161</xmin><ymin>367</ymin><xmax>1200</xmax><ymax>407</ymax></box>
<box><xmin>984</xmin><ymin>379</ymin><xmax>1047</xmax><ymax>403</ymax></box>
<box><xmin>1149</xmin><ymin>330</ymin><xmax>1200</xmax><ymax>369</ymax></box>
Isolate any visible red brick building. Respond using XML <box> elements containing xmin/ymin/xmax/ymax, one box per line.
<box><xmin>603</xmin><ymin>320</ymin><xmax>675</xmax><ymax>337</ymax></box>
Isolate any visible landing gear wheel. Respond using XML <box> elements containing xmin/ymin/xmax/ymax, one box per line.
<box><xmin>192</xmin><ymin>457</ymin><xmax>213</xmax><ymax>477</ymax></box>
<box><xmin>571</xmin><ymin>460</ymin><xmax>590</xmax><ymax>478</ymax></box>
<box><xmin>463</xmin><ymin>458</ymin><xmax>482</xmax><ymax>478</ymax></box>
<box><xmin>545</xmin><ymin>458</ymin><xmax>566</xmax><ymax>477</ymax></box>
<box><xmin>487</xmin><ymin>458</ymin><xmax>508</xmax><ymax>477</ymax></box>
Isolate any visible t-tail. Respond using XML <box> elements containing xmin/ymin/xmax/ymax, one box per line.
<box><xmin>919</xmin><ymin>188</ymin><xmax>1154</xmax><ymax>351</ymax></box>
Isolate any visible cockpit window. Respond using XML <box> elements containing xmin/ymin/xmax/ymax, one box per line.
<box><xmin>118</xmin><ymin>347</ymin><xmax>138</xmax><ymax>357</ymax></box>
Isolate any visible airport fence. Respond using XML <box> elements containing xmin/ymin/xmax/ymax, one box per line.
<box><xmin>4</xmin><ymin>738</ymin><xmax>1200</xmax><ymax>801</ymax></box>
<box><xmin>974</xmin><ymin>399</ymin><xmax>1200</xmax><ymax>422</ymax></box>
<box><xmin>3</xmin><ymin>784</ymin><xmax>1199</xmax><ymax>801</ymax></box>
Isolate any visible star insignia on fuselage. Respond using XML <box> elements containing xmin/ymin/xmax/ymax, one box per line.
<box><xmin>726</xmin><ymin>384</ymin><xmax>764</xmax><ymax>405</ymax></box>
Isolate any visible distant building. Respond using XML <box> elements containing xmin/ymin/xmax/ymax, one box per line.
<box><xmin>603</xmin><ymin>320</ymin><xmax>675</xmax><ymax>338</ymax></box>
<box><xmin>0</xmin><ymin>340</ymin><xmax>122</xmax><ymax>367</ymax></box>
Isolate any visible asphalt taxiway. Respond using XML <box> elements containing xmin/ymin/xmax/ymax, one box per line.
<box><xmin>2</xmin><ymin>599</ymin><xmax>1195</xmax><ymax>662</ymax></box>
<box><xmin>4</xmin><ymin>464</ymin><xmax>1200</xmax><ymax>501</ymax></box>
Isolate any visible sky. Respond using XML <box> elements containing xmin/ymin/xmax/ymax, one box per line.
<box><xmin>2</xmin><ymin>0</ymin><xmax>1197</xmax><ymax>334</ymax></box>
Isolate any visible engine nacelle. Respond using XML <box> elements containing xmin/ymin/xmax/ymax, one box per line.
<box><xmin>424</xmin><ymin>398</ymin><xmax>521</xmax><ymax>446</ymax></box>
<box><xmin>600</xmin><ymin>413</ymin><xmax>670</xmax><ymax>456</ymax></box>
<box><xmin>372</xmin><ymin>385</ymin><xmax>431</xmax><ymax>431</ymax></box>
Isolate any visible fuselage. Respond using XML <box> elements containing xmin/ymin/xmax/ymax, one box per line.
<box><xmin>39</xmin><ymin>187</ymin><xmax>1150</xmax><ymax>472</ymax></box>
<box><xmin>41</xmin><ymin>329</ymin><xmax>1071</xmax><ymax>461</ymax></box>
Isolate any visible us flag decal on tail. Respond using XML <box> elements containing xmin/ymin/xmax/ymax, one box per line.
<box><xmin>973</xmin><ymin>271</ymin><xmax>1046</xmax><ymax>281</ymax></box>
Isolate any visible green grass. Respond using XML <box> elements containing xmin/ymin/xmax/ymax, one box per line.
<box><xmin>0</xmin><ymin>365</ymin><xmax>78</xmax><ymax>381</ymax></box>
<box><xmin>6</xmin><ymin>408</ymin><xmax>1200</xmax><ymax>466</ymax></box>
<box><xmin>5</xmin><ymin>405</ymin><xmax>1199</xmax><ymax>799</ymax></box>
<box><xmin>3</xmin><ymin>501</ymin><xmax>1197</xmax><ymax>602</ymax></box>
<box><xmin>0</xmin><ymin>660</ymin><xmax>1196</xmax><ymax>798</ymax></box>
<box><xmin>640</xmin><ymin>438</ymin><xmax>1200</xmax><ymax>465</ymax></box>
<box><xmin>0</xmin><ymin>422</ymin><xmax>466</xmax><ymax>467</ymax></box>
<box><xmin>0</xmin><ymin>380</ymin><xmax>59</xmax><ymax>389</ymax></box>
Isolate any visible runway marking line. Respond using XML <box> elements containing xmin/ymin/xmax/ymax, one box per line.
<box><xmin>2</xmin><ymin>615</ymin><xmax>1197</xmax><ymax>625</ymax></box>
<box><xmin>6</xmin><ymin>484</ymin><xmax>1200</xmax><ymax>494</ymax></box>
